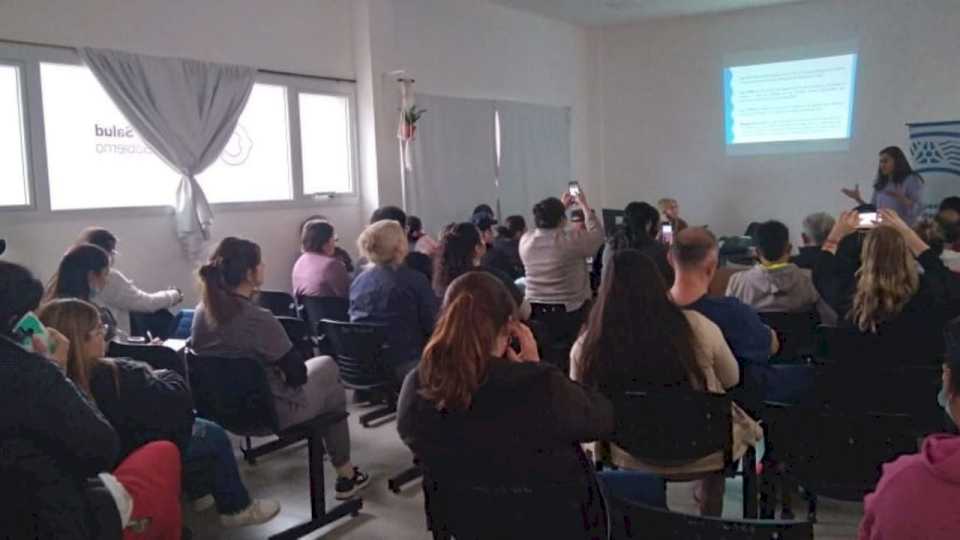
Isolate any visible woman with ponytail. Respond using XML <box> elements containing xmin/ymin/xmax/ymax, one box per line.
<box><xmin>594</xmin><ymin>201</ymin><xmax>674</xmax><ymax>287</ymax></box>
<box><xmin>190</xmin><ymin>237</ymin><xmax>369</xmax><ymax>500</ymax></box>
<box><xmin>397</xmin><ymin>271</ymin><xmax>613</xmax><ymax>539</ymax></box>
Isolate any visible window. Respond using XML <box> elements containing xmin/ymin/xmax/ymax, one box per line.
<box><xmin>0</xmin><ymin>64</ymin><xmax>29</xmax><ymax>206</ymax></box>
<box><xmin>299</xmin><ymin>93</ymin><xmax>353</xmax><ymax>195</ymax></box>
<box><xmin>41</xmin><ymin>63</ymin><xmax>297</xmax><ymax>210</ymax></box>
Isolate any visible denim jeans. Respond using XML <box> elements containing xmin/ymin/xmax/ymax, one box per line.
<box><xmin>183</xmin><ymin>418</ymin><xmax>251</xmax><ymax>515</ymax></box>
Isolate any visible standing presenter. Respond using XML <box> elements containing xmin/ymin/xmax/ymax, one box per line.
<box><xmin>842</xmin><ymin>145</ymin><xmax>925</xmax><ymax>225</ymax></box>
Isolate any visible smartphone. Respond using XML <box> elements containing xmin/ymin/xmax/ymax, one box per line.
<box><xmin>568</xmin><ymin>181</ymin><xmax>581</xmax><ymax>198</ymax></box>
<box><xmin>661</xmin><ymin>223</ymin><xmax>674</xmax><ymax>244</ymax></box>
<box><xmin>858</xmin><ymin>211</ymin><xmax>879</xmax><ymax>228</ymax></box>
<box><xmin>11</xmin><ymin>311</ymin><xmax>54</xmax><ymax>354</ymax></box>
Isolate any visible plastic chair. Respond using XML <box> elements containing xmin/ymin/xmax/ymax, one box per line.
<box><xmin>254</xmin><ymin>290</ymin><xmax>299</xmax><ymax>318</ymax></box>
<box><xmin>758</xmin><ymin>311</ymin><xmax>820</xmax><ymax>364</ymax></box>
<box><xmin>609</xmin><ymin>388</ymin><xmax>759</xmax><ymax>519</ymax></box>
<box><xmin>321</xmin><ymin>320</ymin><xmax>396</xmax><ymax>427</ymax></box>
<box><xmin>605</xmin><ymin>491</ymin><xmax>813</xmax><ymax>540</ymax></box>
<box><xmin>185</xmin><ymin>351</ymin><xmax>361</xmax><ymax>539</ymax></box>
<box><xmin>298</xmin><ymin>296</ymin><xmax>350</xmax><ymax>330</ymax></box>
<box><xmin>166</xmin><ymin>309</ymin><xmax>195</xmax><ymax>340</ymax></box>
<box><xmin>276</xmin><ymin>316</ymin><xmax>316</xmax><ymax>361</ymax></box>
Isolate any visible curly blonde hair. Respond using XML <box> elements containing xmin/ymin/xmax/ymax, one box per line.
<box><xmin>850</xmin><ymin>226</ymin><xmax>919</xmax><ymax>332</ymax></box>
<box><xmin>358</xmin><ymin>220</ymin><xmax>407</xmax><ymax>265</ymax></box>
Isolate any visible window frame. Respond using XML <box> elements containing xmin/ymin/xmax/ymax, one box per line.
<box><xmin>0</xmin><ymin>42</ymin><xmax>359</xmax><ymax>217</ymax></box>
<box><xmin>0</xmin><ymin>56</ymin><xmax>35</xmax><ymax>211</ymax></box>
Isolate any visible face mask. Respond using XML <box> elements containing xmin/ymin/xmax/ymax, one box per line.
<box><xmin>939</xmin><ymin>388</ymin><xmax>955</xmax><ymax>424</ymax></box>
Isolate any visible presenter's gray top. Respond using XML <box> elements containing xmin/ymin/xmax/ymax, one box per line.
<box><xmin>871</xmin><ymin>173</ymin><xmax>924</xmax><ymax>226</ymax></box>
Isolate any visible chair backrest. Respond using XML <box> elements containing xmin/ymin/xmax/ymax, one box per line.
<box><xmin>606</xmin><ymin>494</ymin><xmax>813</xmax><ymax>540</ymax></box>
<box><xmin>818</xmin><ymin>324</ymin><xmax>942</xmax><ymax>367</ymax></box>
<box><xmin>184</xmin><ymin>350</ymin><xmax>279</xmax><ymax>435</ymax></box>
<box><xmin>422</xmin><ymin>465</ymin><xmax>608</xmax><ymax>540</ymax></box>
<box><xmin>106</xmin><ymin>341</ymin><xmax>187</xmax><ymax>379</ymax></box>
<box><xmin>254</xmin><ymin>290</ymin><xmax>298</xmax><ymax>318</ymax></box>
<box><xmin>276</xmin><ymin>316</ymin><xmax>315</xmax><ymax>359</ymax></box>
<box><xmin>612</xmin><ymin>389</ymin><xmax>732</xmax><ymax>464</ymax></box>
<box><xmin>763</xmin><ymin>402</ymin><xmax>918</xmax><ymax>501</ymax></box>
<box><xmin>298</xmin><ymin>296</ymin><xmax>349</xmax><ymax>333</ymax></box>
<box><xmin>166</xmin><ymin>309</ymin><xmax>195</xmax><ymax>340</ymax></box>
<box><xmin>759</xmin><ymin>311</ymin><xmax>820</xmax><ymax>362</ymax></box>
<box><xmin>128</xmin><ymin>309</ymin><xmax>176</xmax><ymax>340</ymax></box>
<box><xmin>321</xmin><ymin>320</ymin><xmax>391</xmax><ymax>389</ymax></box>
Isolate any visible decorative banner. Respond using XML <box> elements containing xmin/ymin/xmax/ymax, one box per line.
<box><xmin>908</xmin><ymin>120</ymin><xmax>960</xmax><ymax>214</ymax></box>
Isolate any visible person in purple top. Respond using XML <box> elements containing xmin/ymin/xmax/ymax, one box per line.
<box><xmin>842</xmin><ymin>146</ymin><xmax>925</xmax><ymax>226</ymax></box>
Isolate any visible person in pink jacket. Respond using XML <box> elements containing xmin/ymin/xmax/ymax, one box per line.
<box><xmin>859</xmin><ymin>318</ymin><xmax>960</xmax><ymax>540</ymax></box>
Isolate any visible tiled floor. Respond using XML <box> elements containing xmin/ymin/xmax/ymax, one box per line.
<box><xmin>184</xmin><ymin>400</ymin><xmax>864</xmax><ymax>539</ymax></box>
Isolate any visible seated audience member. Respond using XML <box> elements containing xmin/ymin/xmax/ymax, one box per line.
<box><xmin>792</xmin><ymin>212</ymin><xmax>835</xmax><ymax>270</ymax></box>
<box><xmin>0</xmin><ymin>262</ymin><xmax>181</xmax><ymax>540</ymax></box>
<box><xmin>483</xmin><ymin>215</ymin><xmax>526</xmax><ymax>280</ymax></box>
<box><xmin>594</xmin><ymin>201</ymin><xmax>673</xmax><ymax>286</ymax></box>
<box><xmin>572</xmin><ymin>250</ymin><xmax>761</xmax><ymax>516</ymax></box>
<box><xmin>521</xmin><ymin>189</ymin><xmax>604</xmax><ymax>353</ymax></box>
<box><xmin>293</xmin><ymin>220</ymin><xmax>350</xmax><ymax>299</ymax></box>
<box><xmin>46</xmin><ymin>243</ymin><xmax>121</xmax><ymax>339</ymax></box>
<box><xmin>372</xmin><ymin>205</ymin><xmax>408</xmax><ymax>227</ymax></box>
<box><xmin>472</xmin><ymin>213</ymin><xmax>498</xmax><ymax>251</ymax></box>
<box><xmin>299</xmin><ymin>215</ymin><xmax>354</xmax><ymax>275</ymax></box>
<box><xmin>657</xmin><ymin>197</ymin><xmax>689</xmax><ymax>232</ymax></box>
<box><xmin>40</xmin><ymin>298</ymin><xmax>281</xmax><ymax>528</ymax></box>
<box><xmin>936</xmin><ymin>207</ymin><xmax>960</xmax><ymax>272</ymax></box>
<box><xmin>78</xmin><ymin>227</ymin><xmax>183</xmax><ymax>336</ymax></box>
<box><xmin>407</xmin><ymin>215</ymin><xmax>440</xmax><ymax>258</ymax></box>
<box><xmin>940</xmin><ymin>196</ymin><xmax>960</xmax><ymax>216</ymax></box>
<box><xmin>726</xmin><ymin>220</ymin><xmax>835</xmax><ymax>325</ymax></box>
<box><xmin>859</xmin><ymin>317</ymin><xmax>960</xmax><ymax>540</ymax></box>
<box><xmin>472</xmin><ymin>204</ymin><xmax>495</xmax><ymax>221</ymax></box>
<box><xmin>350</xmin><ymin>220</ymin><xmax>439</xmax><ymax>380</ymax></box>
<box><xmin>667</xmin><ymin>228</ymin><xmax>808</xmax><ymax>409</ymax></box>
<box><xmin>398</xmin><ymin>271</ymin><xmax>612</xmax><ymax>539</ymax></box>
<box><xmin>813</xmin><ymin>209</ymin><xmax>960</xmax><ymax>362</ymax></box>
<box><xmin>433</xmin><ymin>222</ymin><xmax>530</xmax><ymax>319</ymax></box>
<box><xmin>190</xmin><ymin>237</ymin><xmax>369</xmax><ymax>499</ymax></box>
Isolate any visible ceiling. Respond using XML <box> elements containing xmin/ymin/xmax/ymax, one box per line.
<box><xmin>488</xmin><ymin>0</ymin><xmax>809</xmax><ymax>26</ymax></box>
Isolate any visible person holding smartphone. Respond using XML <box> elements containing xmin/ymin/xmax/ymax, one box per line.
<box><xmin>593</xmin><ymin>201</ymin><xmax>674</xmax><ymax>288</ymax></box>
<box><xmin>520</xmin><ymin>185</ymin><xmax>604</xmax><ymax>371</ymax></box>
<box><xmin>842</xmin><ymin>146</ymin><xmax>925</xmax><ymax>226</ymax></box>
<box><xmin>398</xmin><ymin>271</ymin><xmax>613</xmax><ymax>539</ymax></box>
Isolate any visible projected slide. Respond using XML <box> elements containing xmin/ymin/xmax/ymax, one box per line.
<box><xmin>724</xmin><ymin>53</ymin><xmax>857</xmax><ymax>145</ymax></box>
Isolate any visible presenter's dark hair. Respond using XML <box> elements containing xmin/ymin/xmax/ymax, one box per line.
<box><xmin>875</xmin><ymin>146</ymin><xmax>921</xmax><ymax>191</ymax></box>
<box><xmin>533</xmin><ymin>198</ymin><xmax>566</xmax><ymax>229</ymax></box>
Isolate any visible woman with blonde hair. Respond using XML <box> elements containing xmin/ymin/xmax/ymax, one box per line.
<box><xmin>350</xmin><ymin>220</ymin><xmax>439</xmax><ymax>380</ymax></box>
<box><xmin>39</xmin><ymin>297</ymin><xmax>283</xmax><ymax>528</ymax></box>
<box><xmin>814</xmin><ymin>209</ymin><xmax>960</xmax><ymax>361</ymax></box>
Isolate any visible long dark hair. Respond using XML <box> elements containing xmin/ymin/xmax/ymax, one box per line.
<box><xmin>576</xmin><ymin>249</ymin><xmax>704</xmax><ymax>393</ymax></box>
<box><xmin>198</xmin><ymin>237</ymin><xmax>261</xmax><ymax>325</ymax></box>
<box><xmin>434</xmin><ymin>223</ymin><xmax>482</xmax><ymax>294</ymax></box>
<box><xmin>407</xmin><ymin>216</ymin><xmax>424</xmax><ymax>243</ymax></box>
<box><xmin>615</xmin><ymin>201</ymin><xmax>660</xmax><ymax>249</ymax></box>
<box><xmin>875</xmin><ymin>146</ymin><xmax>922</xmax><ymax>191</ymax></box>
<box><xmin>419</xmin><ymin>271</ymin><xmax>517</xmax><ymax>411</ymax></box>
<box><xmin>47</xmin><ymin>244</ymin><xmax>111</xmax><ymax>302</ymax></box>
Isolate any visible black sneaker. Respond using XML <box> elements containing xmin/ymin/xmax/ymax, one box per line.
<box><xmin>335</xmin><ymin>468</ymin><xmax>370</xmax><ymax>500</ymax></box>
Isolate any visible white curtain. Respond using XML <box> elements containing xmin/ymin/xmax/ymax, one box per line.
<box><xmin>78</xmin><ymin>47</ymin><xmax>256</xmax><ymax>259</ymax></box>
<box><xmin>406</xmin><ymin>94</ymin><xmax>497</xmax><ymax>234</ymax></box>
<box><xmin>496</xmin><ymin>101</ymin><xmax>572</xmax><ymax>220</ymax></box>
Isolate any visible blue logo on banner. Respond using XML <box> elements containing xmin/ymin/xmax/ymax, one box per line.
<box><xmin>908</xmin><ymin>122</ymin><xmax>960</xmax><ymax>177</ymax></box>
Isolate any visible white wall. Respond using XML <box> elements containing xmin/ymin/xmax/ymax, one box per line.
<box><xmin>0</xmin><ymin>0</ymin><xmax>594</xmax><ymax>304</ymax></box>
<box><xmin>364</xmin><ymin>0</ymin><xmax>601</xmax><ymax>219</ymax></box>
<box><xmin>597</xmin><ymin>0</ymin><xmax>960</xmax><ymax>239</ymax></box>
